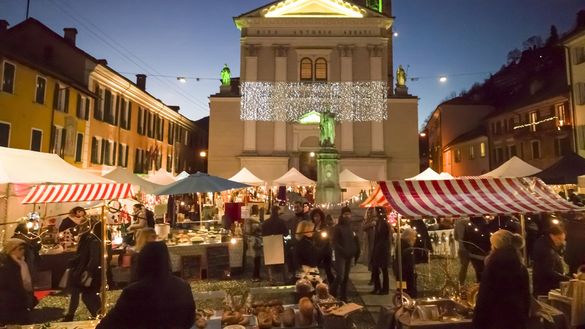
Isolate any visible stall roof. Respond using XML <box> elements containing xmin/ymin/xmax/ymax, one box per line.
<box><xmin>103</xmin><ymin>167</ymin><xmax>162</xmax><ymax>194</ymax></box>
<box><xmin>533</xmin><ymin>152</ymin><xmax>585</xmax><ymax>184</ymax></box>
<box><xmin>340</xmin><ymin>169</ymin><xmax>370</xmax><ymax>187</ymax></box>
<box><xmin>406</xmin><ymin>168</ymin><xmax>443</xmax><ymax>180</ymax></box>
<box><xmin>145</xmin><ymin>168</ymin><xmax>177</xmax><ymax>185</ymax></box>
<box><xmin>374</xmin><ymin>177</ymin><xmax>580</xmax><ymax>217</ymax></box>
<box><xmin>273</xmin><ymin>168</ymin><xmax>315</xmax><ymax>186</ymax></box>
<box><xmin>22</xmin><ymin>183</ymin><xmax>133</xmax><ymax>203</ymax></box>
<box><xmin>228</xmin><ymin>167</ymin><xmax>265</xmax><ymax>186</ymax></box>
<box><xmin>0</xmin><ymin>147</ymin><xmax>112</xmax><ymax>184</ymax></box>
<box><xmin>481</xmin><ymin>156</ymin><xmax>541</xmax><ymax>178</ymax></box>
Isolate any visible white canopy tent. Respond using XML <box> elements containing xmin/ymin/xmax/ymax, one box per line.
<box><xmin>406</xmin><ymin>167</ymin><xmax>443</xmax><ymax>180</ymax></box>
<box><xmin>339</xmin><ymin>168</ymin><xmax>371</xmax><ymax>187</ymax></box>
<box><xmin>439</xmin><ymin>172</ymin><xmax>455</xmax><ymax>179</ymax></box>
<box><xmin>145</xmin><ymin>168</ymin><xmax>177</xmax><ymax>185</ymax></box>
<box><xmin>175</xmin><ymin>171</ymin><xmax>190</xmax><ymax>180</ymax></box>
<box><xmin>273</xmin><ymin>167</ymin><xmax>315</xmax><ymax>186</ymax></box>
<box><xmin>103</xmin><ymin>167</ymin><xmax>162</xmax><ymax>194</ymax></box>
<box><xmin>228</xmin><ymin>167</ymin><xmax>265</xmax><ymax>186</ymax></box>
<box><xmin>481</xmin><ymin>156</ymin><xmax>541</xmax><ymax>178</ymax></box>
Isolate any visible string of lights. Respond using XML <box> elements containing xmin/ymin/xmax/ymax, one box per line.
<box><xmin>513</xmin><ymin>116</ymin><xmax>557</xmax><ymax>130</ymax></box>
<box><xmin>240</xmin><ymin>81</ymin><xmax>388</xmax><ymax>121</ymax></box>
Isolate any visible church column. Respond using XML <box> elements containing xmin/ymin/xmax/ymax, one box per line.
<box><xmin>243</xmin><ymin>45</ymin><xmax>258</xmax><ymax>153</ymax></box>
<box><xmin>369</xmin><ymin>45</ymin><xmax>384</xmax><ymax>153</ymax></box>
<box><xmin>338</xmin><ymin>45</ymin><xmax>354</xmax><ymax>153</ymax></box>
<box><xmin>273</xmin><ymin>45</ymin><xmax>288</xmax><ymax>153</ymax></box>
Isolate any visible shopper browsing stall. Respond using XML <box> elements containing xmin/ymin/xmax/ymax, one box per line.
<box><xmin>532</xmin><ymin>225</ymin><xmax>571</xmax><ymax>297</ymax></box>
<box><xmin>331</xmin><ymin>206</ymin><xmax>360</xmax><ymax>302</ymax></box>
<box><xmin>311</xmin><ymin>208</ymin><xmax>335</xmax><ymax>285</ymax></box>
<box><xmin>371</xmin><ymin>208</ymin><xmax>390</xmax><ymax>295</ymax></box>
<box><xmin>394</xmin><ymin>228</ymin><xmax>417</xmax><ymax>298</ymax></box>
<box><xmin>0</xmin><ymin>238</ymin><xmax>35</xmax><ymax>326</ymax></box>
<box><xmin>295</xmin><ymin>220</ymin><xmax>318</xmax><ymax>269</ymax></box>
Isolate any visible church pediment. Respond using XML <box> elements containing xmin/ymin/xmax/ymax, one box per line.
<box><xmin>264</xmin><ymin>0</ymin><xmax>365</xmax><ymax>18</ymax></box>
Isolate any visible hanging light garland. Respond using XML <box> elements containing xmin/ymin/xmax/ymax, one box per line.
<box><xmin>240</xmin><ymin>81</ymin><xmax>388</xmax><ymax>121</ymax></box>
<box><xmin>513</xmin><ymin>116</ymin><xmax>557</xmax><ymax>130</ymax></box>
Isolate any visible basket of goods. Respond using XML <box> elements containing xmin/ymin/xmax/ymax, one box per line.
<box><xmin>221</xmin><ymin>293</ymin><xmax>253</xmax><ymax>327</ymax></box>
<box><xmin>252</xmin><ymin>299</ymin><xmax>285</xmax><ymax>328</ymax></box>
<box><xmin>312</xmin><ymin>283</ymin><xmax>336</xmax><ymax>304</ymax></box>
<box><xmin>298</xmin><ymin>297</ymin><xmax>315</xmax><ymax>327</ymax></box>
<box><xmin>295</xmin><ymin>278</ymin><xmax>313</xmax><ymax>300</ymax></box>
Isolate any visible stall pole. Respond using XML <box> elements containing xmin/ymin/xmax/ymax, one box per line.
<box><xmin>519</xmin><ymin>213</ymin><xmax>527</xmax><ymax>264</ymax></box>
<box><xmin>100</xmin><ymin>203</ymin><xmax>108</xmax><ymax>316</ymax></box>
<box><xmin>198</xmin><ymin>193</ymin><xmax>203</xmax><ymax>222</ymax></box>
<box><xmin>2</xmin><ymin>183</ymin><xmax>9</xmax><ymax>242</ymax></box>
<box><xmin>397</xmin><ymin>214</ymin><xmax>403</xmax><ymax>299</ymax></box>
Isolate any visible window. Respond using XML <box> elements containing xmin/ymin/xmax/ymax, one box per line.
<box><xmin>314</xmin><ymin>58</ymin><xmax>327</xmax><ymax>81</ymax></box>
<box><xmin>134</xmin><ymin>148</ymin><xmax>144</xmax><ymax>173</ymax></box>
<box><xmin>529</xmin><ymin>111</ymin><xmax>538</xmax><ymax>132</ymax></box>
<box><xmin>157</xmin><ymin>117</ymin><xmax>164</xmax><ymax>141</ymax></box>
<box><xmin>35</xmin><ymin>76</ymin><xmax>46</xmax><ymax>104</ymax></box>
<box><xmin>30</xmin><ymin>129</ymin><xmax>42</xmax><ymax>152</ymax></box>
<box><xmin>531</xmin><ymin>140</ymin><xmax>541</xmax><ymax>159</ymax></box>
<box><xmin>454</xmin><ymin>149</ymin><xmax>461</xmax><ymax>163</ymax></box>
<box><xmin>51</xmin><ymin>126</ymin><xmax>66</xmax><ymax>158</ymax></box>
<box><xmin>496</xmin><ymin>147</ymin><xmax>504</xmax><ymax>163</ymax></box>
<box><xmin>76</xmin><ymin>94</ymin><xmax>90</xmax><ymax>120</ymax></box>
<box><xmin>300</xmin><ymin>58</ymin><xmax>313</xmax><ymax>81</ymax></box>
<box><xmin>94</xmin><ymin>87</ymin><xmax>104</xmax><ymax>120</ymax></box>
<box><xmin>480</xmin><ymin>142</ymin><xmax>486</xmax><ymax>158</ymax></box>
<box><xmin>508</xmin><ymin>145</ymin><xmax>517</xmax><ymax>158</ymax></box>
<box><xmin>555</xmin><ymin>137</ymin><xmax>571</xmax><ymax>157</ymax></box>
<box><xmin>103</xmin><ymin>90</ymin><xmax>115</xmax><ymax>124</ymax></box>
<box><xmin>556</xmin><ymin>103</ymin><xmax>566</xmax><ymax>125</ymax></box>
<box><xmin>469</xmin><ymin>145</ymin><xmax>475</xmax><ymax>160</ymax></box>
<box><xmin>575</xmin><ymin>46</ymin><xmax>585</xmax><ymax>65</ymax></box>
<box><xmin>147</xmin><ymin>111</ymin><xmax>154</xmax><ymax>138</ymax></box>
<box><xmin>137</xmin><ymin>108</ymin><xmax>144</xmax><ymax>135</ymax></box>
<box><xmin>166</xmin><ymin>153</ymin><xmax>172</xmax><ymax>172</ymax></box>
<box><xmin>118</xmin><ymin>144</ymin><xmax>129</xmax><ymax>167</ymax></box>
<box><xmin>91</xmin><ymin>137</ymin><xmax>102</xmax><ymax>164</ymax></box>
<box><xmin>119</xmin><ymin>99</ymin><xmax>131</xmax><ymax>130</ymax></box>
<box><xmin>0</xmin><ymin>122</ymin><xmax>10</xmax><ymax>147</ymax></box>
<box><xmin>75</xmin><ymin>133</ymin><xmax>83</xmax><ymax>162</ymax></box>
<box><xmin>508</xmin><ymin>118</ymin><xmax>515</xmax><ymax>132</ymax></box>
<box><xmin>102</xmin><ymin>140</ymin><xmax>117</xmax><ymax>166</ymax></box>
<box><xmin>577</xmin><ymin>83</ymin><xmax>585</xmax><ymax>105</ymax></box>
<box><xmin>168</xmin><ymin>122</ymin><xmax>174</xmax><ymax>145</ymax></box>
<box><xmin>53</xmin><ymin>83</ymin><xmax>69</xmax><ymax>112</ymax></box>
<box><xmin>1</xmin><ymin>61</ymin><xmax>15</xmax><ymax>93</ymax></box>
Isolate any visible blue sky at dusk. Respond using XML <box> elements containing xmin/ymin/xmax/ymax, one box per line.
<box><xmin>2</xmin><ymin>0</ymin><xmax>583</xmax><ymax>129</ymax></box>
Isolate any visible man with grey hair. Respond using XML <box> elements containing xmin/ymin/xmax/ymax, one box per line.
<box><xmin>393</xmin><ymin>228</ymin><xmax>418</xmax><ymax>298</ymax></box>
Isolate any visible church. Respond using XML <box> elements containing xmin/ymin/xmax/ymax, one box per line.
<box><xmin>208</xmin><ymin>0</ymin><xmax>419</xmax><ymax>184</ymax></box>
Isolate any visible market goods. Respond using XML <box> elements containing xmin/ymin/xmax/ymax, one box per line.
<box><xmin>282</xmin><ymin>308</ymin><xmax>295</xmax><ymax>327</ymax></box>
<box><xmin>257</xmin><ymin>311</ymin><xmax>273</xmax><ymax>329</ymax></box>
<box><xmin>221</xmin><ymin>310</ymin><xmax>245</xmax><ymax>325</ymax></box>
<box><xmin>195</xmin><ymin>318</ymin><xmax>207</xmax><ymax>329</ymax></box>
<box><xmin>316</xmin><ymin>283</ymin><xmax>329</xmax><ymax>299</ymax></box>
<box><xmin>298</xmin><ymin>297</ymin><xmax>314</xmax><ymax>326</ymax></box>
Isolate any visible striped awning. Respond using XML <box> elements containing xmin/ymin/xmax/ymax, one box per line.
<box><xmin>359</xmin><ymin>185</ymin><xmax>390</xmax><ymax>208</ymax></box>
<box><xmin>22</xmin><ymin>183</ymin><xmax>133</xmax><ymax>204</ymax></box>
<box><xmin>374</xmin><ymin>177</ymin><xmax>580</xmax><ymax>217</ymax></box>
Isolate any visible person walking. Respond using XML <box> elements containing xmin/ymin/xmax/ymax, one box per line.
<box><xmin>97</xmin><ymin>242</ymin><xmax>195</xmax><ymax>329</ymax></box>
<box><xmin>371</xmin><ymin>208</ymin><xmax>390</xmax><ymax>295</ymax></box>
<box><xmin>462</xmin><ymin>216</ymin><xmax>491</xmax><ymax>282</ymax></box>
<box><xmin>362</xmin><ymin>207</ymin><xmax>377</xmax><ymax>285</ymax></box>
<box><xmin>261</xmin><ymin>206</ymin><xmax>289</xmax><ymax>284</ymax></box>
<box><xmin>311</xmin><ymin>208</ymin><xmax>335</xmax><ymax>285</ymax></box>
<box><xmin>63</xmin><ymin>220</ymin><xmax>102</xmax><ymax>321</ymax></box>
<box><xmin>393</xmin><ymin>228</ymin><xmax>418</xmax><ymax>298</ymax></box>
<box><xmin>453</xmin><ymin>217</ymin><xmax>470</xmax><ymax>285</ymax></box>
<box><xmin>0</xmin><ymin>238</ymin><xmax>35</xmax><ymax>326</ymax></box>
<box><xmin>331</xmin><ymin>206</ymin><xmax>360</xmax><ymax>302</ymax></box>
<box><xmin>473</xmin><ymin>230</ymin><xmax>530</xmax><ymax>329</ymax></box>
<box><xmin>532</xmin><ymin>225</ymin><xmax>570</xmax><ymax>297</ymax></box>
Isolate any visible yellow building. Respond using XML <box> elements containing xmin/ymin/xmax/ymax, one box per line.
<box><xmin>563</xmin><ymin>23</ymin><xmax>585</xmax><ymax>156</ymax></box>
<box><xmin>0</xmin><ymin>18</ymin><xmax>200</xmax><ymax>175</ymax></box>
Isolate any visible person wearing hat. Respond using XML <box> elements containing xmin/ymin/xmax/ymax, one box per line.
<box><xmin>0</xmin><ymin>238</ymin><xmax>34</xmax><ymax>325</ymax></box>
<box><xmin>473</xmin><ymin>230</ymin><xmax>530</xmax><ymax>329</ymax></box>
<box><xmin>331</xmin><ymin>206</ymin><xmax>360</xmax><ymax>302</ymax></box>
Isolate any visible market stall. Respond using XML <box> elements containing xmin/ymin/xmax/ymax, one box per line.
<box><xmin>481</xmin><ymin>155</ymin><xmax>542</xmax><ymax>178</ymax></box>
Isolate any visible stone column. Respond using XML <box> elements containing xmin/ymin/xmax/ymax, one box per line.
<box><xmin>243</xmin><ymin>45</ymin><xmax>258</xmax><ymax>153</ymax></box>
<box><xmin>369</xmin><ymin>45</ymin><xmax>384</xmax><ymax>153</ymax></box>
<box><xmin>273</xmin><ymin>45</ymin><xmax>288</xmax><ymax>153</ymax></box>
<box><xmin>339</xmin><ymin>45</ymin><xmax>354</xmax><ymax>153</ymax></box>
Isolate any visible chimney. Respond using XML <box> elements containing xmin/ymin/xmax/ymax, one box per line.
<box><xmin>97</xmin><ymin>59</ymin><xmax>108</xmax><ymax>66</ymax></box>
<box><xmin>136</xmin><ymin>74</ymin><xmax>147</xmax><ymax>91</ymax></box>
<box><xmin>169</xmin><ymin>106</ymin><xmax>180</xmax><ymax>113</ymax></box>
<box><xmin>63</xmin><ymin>28</ymin><xmax>78</xmax><ymax>46</ymax></box>
<box><xmin>0</xmin><ymin>20</ymin><xmax>9</xmax><ymax>32</ymax></box>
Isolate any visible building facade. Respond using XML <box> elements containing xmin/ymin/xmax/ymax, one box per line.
<box><xmin>442</xmin><ymin>129</ymin><xmax>490</xmax><ymax>176</ymax></box>
<box><xmin>563</xmin><ymin>19</ymin><xmax>585</xmax><ymax>157</ymax></box>
<box><xmin>208</xmin><ymin>0</ymin><xmax>419</xmax><ymax>182</ymax></box>
<box><xmin>0</xmin><ymin>19</ymin><xmax>202</xmax><ymax>175</ymax></box>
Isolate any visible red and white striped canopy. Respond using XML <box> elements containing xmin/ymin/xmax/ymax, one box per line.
<box><xmin>360</xmin><ymin>185</ymin><xmax>390</xmax><ymax>208</ymax></box>
<box><xmin>369</xmin><ymin>177</ymin><xmax>580</xmax><ymax>217</ymax></box>
<box><xmin>22</xmin><ymin>183</ymin><xmax>133</xmax><ymax>204</ymax></box>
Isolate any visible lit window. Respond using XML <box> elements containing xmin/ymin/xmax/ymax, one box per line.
<box><xmin>529</xmin><ymin>111</ymin><xmax>538</xmax><ymax>132</ymax></box>
<box><xmin>469</xmin><ymin>145</ymin><xmax>475</xmax><ymax>160</ymax></box>
<box><xmin>454</xmin><ymin>149</ymin><xmax>461</xmax><ymax>163</ymax></box>
<box><xmin>300</xmin><ymin>58</ymin><xmax>313</xmax><ymax>81</ymax></box>
<box><xmin>480</xmin><ymin>142</ymin><xmax>486</xmax><ymax>158</ymax></box>
<box><xmin>314</xmin><ymin>58</ymin><xmax>327</xmax><ymax>81</ymax></box>
<box><xmin>556</xmin><ymin>103</ymin><xmax>566</xmax><ymax>125</ymax></box>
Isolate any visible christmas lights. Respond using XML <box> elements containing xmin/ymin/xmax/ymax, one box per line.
<box><xmin>240</xmin><ymin>81</ymin><xmax>388</xmax><ymax>122</ymax></box>
<box><xmin>513</xmin><ymin>116</ymin><xmax>557</xmax><ymax>130</ymax></box>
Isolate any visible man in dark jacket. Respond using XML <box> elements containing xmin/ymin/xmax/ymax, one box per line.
<box><xmin>0</xmin><ymin>239</ymin><xmax>32</xmax><ymax>325</ymax></box>
<box><xmin>331</xmin><ymin>206</ymin><xmax>360</xmax><ymax>302</ymax></box>
<box><xmin>262</xmin><ymin>206</ymin><xmax>289</xmax><ymax>284</ymax></box>
<box><xmin>393</xmin><ymin>228</ymin><xmax>418</xmax><ymax>298</ymax></box>
<box><xmin>462</xmin><ymin>216</ymin><xmax>492</xmax><ymax>282</ymax></box>
<box><xmin>97</xmin><ymin>242</ymin><xmax>195</xmax><ymax>329</ymax></box>
<box><xmin>284</xmin><ymin>201</ymin><xmax>308</xmax><ymax>280</ymax></box>
<box><xmin>371</xmin><ymin>208</ymin><xmax>390</xmax><ymax>295</ymax></box>
<box><xmin>532</xmin><ymin>225</ymin><xmax>570</xmax><ymax>296</ymax></box>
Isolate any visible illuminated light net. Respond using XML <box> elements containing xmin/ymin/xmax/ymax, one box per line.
<box><xmin>240</xmin><ymin>81</ymin><xmax>388</xmax><ymax>121</ymax></box>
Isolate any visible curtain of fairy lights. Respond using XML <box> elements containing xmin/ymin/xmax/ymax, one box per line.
<box><xmin>240</xmin><ymin>81</ymin><xmax>388</xmax><ymax>121</ymax></box>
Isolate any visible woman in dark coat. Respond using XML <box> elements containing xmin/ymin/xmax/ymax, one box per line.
<box><xmin>97</xmin><ymin>242</ymin><xmax>195</xmax><ymax>329</ymax></box>
<box><xmin>393</xmin><ymin>228</ymin><xmax>417</xmax><ymax>298</ymax></box>
<box><xmin>311</xmin><ymin>208</ymin><xmax>335</xmax><ymax>284</ymax></box>
<box><xmin>473</xmin><ymin>230</ymin><xmax>530</xmax><ymax>329</ymax></box>
<box><xmin>295</xmin><ymin>220</ymin><xmax>319</xmax><ymax>269</ymax></box>
<box><xmin>0</xmin><ymin>239</ymin><xmax>33</xmax><ymax>325</ymax></box>
<box><xmin>63</xmin><ymin>220</ymin><xmax>102</xmax><ymax>321</ymax></box>
<box><xmin>371</xmin><ymin>209</ymin><xmax>390</xmax><ymax>294</ymax></box>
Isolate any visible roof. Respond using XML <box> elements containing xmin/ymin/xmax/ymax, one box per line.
<box><xmin>235</xmin><ymin>0</ymin><xmax>391</xmax><ymax>20</ymax></box>
<box><xmin>481</xmin><ymin>156</ymin><xmax>542</xmax><ymax>178</ymax></box>
<box><xmin>444</xmin><ymin>126</ymin><xmax>487</xmax><ymax>150</ymax></box>
<box><xmin>534</xmin><ymin>152</ymin><xmax>585</xmax><ymax>184</ymax></box>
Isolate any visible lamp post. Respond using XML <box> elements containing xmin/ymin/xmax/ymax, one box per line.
<box><xmin>199</xmin><ymin>150</ymin><xmax>207</xmax><ymax>173</ymax></box>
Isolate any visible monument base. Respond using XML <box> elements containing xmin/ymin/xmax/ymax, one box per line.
<box><xmin>395</xmin><ymin>85</ymin><xmax>409</xmax><ymax>96</ymax></box>
<box><xmin>316</xmin><ymin>147</ymin><xmax>341</xmax><ymax>204</ymax></box>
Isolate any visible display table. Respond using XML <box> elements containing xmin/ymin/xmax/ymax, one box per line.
<box><xmin>36</xmin><ymin>251</ymin><xmax>75</xmax><ymax>290</ymax></box>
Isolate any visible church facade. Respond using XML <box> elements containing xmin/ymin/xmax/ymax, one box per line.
<box><xmin>208</xmin><ymin>0</ymin><xmax>419</xmax><ymax>183</ymax></box>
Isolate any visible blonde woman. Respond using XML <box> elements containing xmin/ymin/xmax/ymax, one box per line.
<box><xmin>295</xmin><ymin>220</ymin><xmax>318</xmax><ymax>270</ymax></box>
<box><xmin>130</xmin><ymin>228</ymin><xmax>157</xmax><ymax>282</ymax></box>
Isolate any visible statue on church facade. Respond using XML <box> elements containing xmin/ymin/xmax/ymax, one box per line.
<box><xmin>221</xmin><ymin>64</ymin><xmax>231</xmax><ymax>86</ymax></box>
<box><xmin>396</xmin><ymin>65</ymin><xmax>407</xmax><ymax>87</ymax></box>
<box><xmin>320</xmin><ymin>111</ymin><xmax>336</xmax><ymax>147</ymax></box>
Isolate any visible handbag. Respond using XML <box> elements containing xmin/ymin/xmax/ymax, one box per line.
<box><xmin>58</xmin><ymin>268</ymin><xmax>71</xmax><ymax>289</ymax></box>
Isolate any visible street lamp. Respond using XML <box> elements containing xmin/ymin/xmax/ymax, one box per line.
<box><xmin>199</xmin><ymin>151</ymin><xmax>207</xmax><ymax>158</ymax></box>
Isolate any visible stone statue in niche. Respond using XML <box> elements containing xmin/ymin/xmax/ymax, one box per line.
<box><xmin>396</xmin><ymin>64</ymin><xmax>407</xmax><ymax>87</ymax></box>
<box><xmin>319</xmin><ymin>111</ymin><xmax>335</xmax><ymax>148</ymax></box>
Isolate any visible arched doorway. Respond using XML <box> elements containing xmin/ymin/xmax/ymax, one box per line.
<box><xmin>299</xmin><ymin>136</ymin><xmax>319</xmax><ymax>180</ymax></box>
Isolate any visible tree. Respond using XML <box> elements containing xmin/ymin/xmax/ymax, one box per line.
<box><xmin>545</xmin><ymin>25</ymin><xmax>559</xmax><ymax>46</ymax></box>
<box><xmin>522</xmin><ymin>36</ymin><xmax>543</xmax><ymax>51</ymax></box>
<box><xmin>507</xmin><ymin>48</ymin><xmax>521</xmax><ymax>64</ymax></box>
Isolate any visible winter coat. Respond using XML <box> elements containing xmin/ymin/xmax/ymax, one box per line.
<box><xmin>463</xmin><ymin>217</ymin><xmax>492</xmax><ymax>260</ymax></box>
<box><xmin>393</xmin><ymin>239</ymin><xmax>415</xmax><ymax>283</ymax></box>
<box><xmin>313</xmin><ymin>223</ymin><xmax>333</xmax><ymax>263</ymax></box>
<box><xmin>532</xmin><ymin>235</ymin><xmax>568</xmax><ymax>296</ymax></box>
<box><xmin>371</xmin><ymin>219</ymin><xmax>390</xmax><ymax>268</ymax></box>
<box><xmin>68</xmin><ymin>232</ymin><xmax>101</xmax><ymax>291</ymax></box>
<box><xmin>262</xmin><ymin>216</ymin><xmax>289</xmax><ymax>237</ymax></box>
<box><xmin>332</xmin><ymin>219</ymin><xmax>360</xmax><ymax>261</ymax></box>
<box><xmin>0</xmin><ymin>253</ymin><xmax>30</xmax><ymax>325</ymax></box>
<box><xmin>296</xmin><ymin>236</ymin><xmax>319</xmax><ymax>268</ymax></box>
<box><xmin>473</xmin><ymin>248</ymin><xmax>530</xmax><ymax>329</ymax></box>
<box><xmin>97</xmin><ymin>242</ymin><xmax>195</xmax><ymax>329</ymax></box>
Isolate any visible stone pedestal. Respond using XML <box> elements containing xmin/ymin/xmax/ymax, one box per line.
<box><xmin>316</xmin><ymin>148</ymin><xmax>341</xmax><ymax>204</ymax></box>
<box><xmin>395</xmin><ymin>85</ymin><xmax>409</xmax><ymax>96</ymax></box>
<box><xmin>220</xmin><ymin>85</ymin><xmax>231</xmax><ymax>94</ymax></box>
